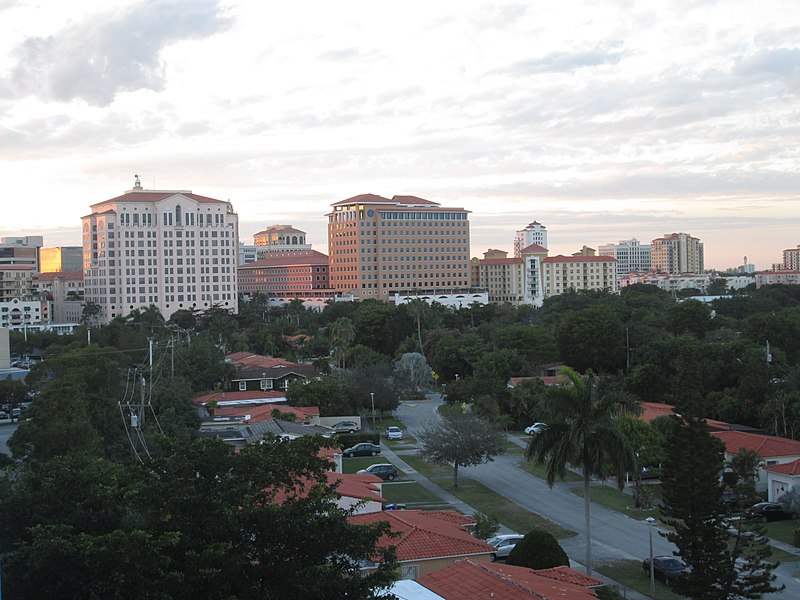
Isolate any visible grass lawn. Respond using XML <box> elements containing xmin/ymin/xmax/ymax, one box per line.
<box><xmin>342</xmin><ymin>456</ymin><xmax>399</xmax><ymax>475</ymax></box>
<box><xmin>518</xmin><ymin>459</ymin><xmax>582</xmax><ymax>483</ymax></box>
<box><xmin>381</xmin><ymin>481</ymin><xmax>448</xmax><ymax>508</ymax></box>
<box><xmin>570</xmin><ymin>485</ymin><xmax>659</xmax><ymax>521</ymax></box>
<box><xmin>504</xmin><ymin>440</ymin><xmax>525</xmax><ymax>455</ymax></box>
<box><xmin>437</xmin><ymin>478</ymin><xmax>576</xmax><ymax>540</ymax></box>
<box><xmin>400</xmin><ymin>453</ymin><xmax>452</xmax><ymax>477</ymax></box>
<box><xmin>596</xmin><ymin>559</ymin><xmax>684</xmax><ymax>600</ymax></box>
<box><xmin>765</xmin><ymin>520</ymin><xmax>800</xmax><ymax>546</ymax></box>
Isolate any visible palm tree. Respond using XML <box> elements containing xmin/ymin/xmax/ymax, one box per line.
<box><xmin>526</xmin><ymin>367</ymin><xmax>638</xmax><ymax>575</ymax></box>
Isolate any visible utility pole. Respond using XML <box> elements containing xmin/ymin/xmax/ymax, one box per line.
<box><xmin>170</xmin><ymin>336</ymin><xmax>175</xmax><ymax>379</ymax></box>
<box><xmin>139</xmin><ymin>374</ymin><xmax>147</xmax><ymax>429</ymax></box>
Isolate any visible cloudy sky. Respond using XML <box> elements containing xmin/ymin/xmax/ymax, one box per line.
<box><xmin>1</xmin><ymin>0</ymin><xmax>799</xmax><ymax>270</ymax></box>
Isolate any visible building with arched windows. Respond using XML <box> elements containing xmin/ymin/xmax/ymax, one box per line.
<box><xmin>81</xmin><ymin>176</ymin><xmax>239</xmax><ymax>324</ymax></box>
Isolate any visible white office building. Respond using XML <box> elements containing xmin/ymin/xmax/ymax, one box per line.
<box><xmin>82</xmin><ymin>176</ymin><xmax>239</xmax><ymax>324</ymax></box>
<box><xmin>514</xmin><ymin>222</ymin><xmax>548</xmax><ymax>258</ymax></box>
<box><xmin>598</xmin><ymin>238</ymin><xmax>651</xmax><ymax>276</ymax></box>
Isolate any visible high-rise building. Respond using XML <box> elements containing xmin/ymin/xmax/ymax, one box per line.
<box><xmin>542</xmin><ymin>255</ymin><xmax>618</xmax><ymax>297</ymax></box>
<box><xmin>327</xmin><ymin>194</ymin><xmax>471</xmax><ymax>300</ymax></box>
<box><xmin>520</xmin><ymin>243</ymin><xmax>549</xmax><ymax>307</ymax></box>
<box><xmin>40</xmin><ymin>246</ymin><xmax>83</xmax><ymax>273</ymax></box>
<box><xmin>477</xmin><ymin>249</ymin><xmax>524</xmax><ymax>304</ymax></box>
<box><xmin>783</xmin><ymin>245</ymin><xmax>800</xmax><ymax>271</ymax></box>
<box><xmin>238</xmin><ymin>249</ymin><xmax>332</xmax><ymax>300</ymax></box>
<box><xmin>253</xmin><ymin>225</ymin><xmax>311</xmax><ymax>253</ymax></box>
<box><xmin>0</xmin><ymin>236</ymin><xmax>43</xmax><ymax>271</ymax></box>
<box><xmin>650</xmin><ymin>232</ymin><xmax>704</xmax><ymax>274</ymax></box>
<box><xmin>598</xmin><ymin>239</ymin><xmax>651</xmax><ymax>276</ymax></box>
<box><xmin>82</xmin><ymin>176</ymin><xmax>239</xmax><ymax>324</ymax></box>
<box><xmin>514</xmin><ymin>221</ymin><xmax>548</xmax><ymax>258</ymax></box>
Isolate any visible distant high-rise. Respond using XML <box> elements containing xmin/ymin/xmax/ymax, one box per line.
<box><xmin>327</xmin><ymin>194</ymin><xmax>471</xmax><ymax>300</ymax></box>
<box><xmin>783</xmin><ymin>245</ymin><xmax>800</xmax><ymax>271</ymax></box>
<box><xmin>82</xmin><ymin>176</ymin><xmax>239</xmax><ymax>324</ymax></box>
<box><xmin>514</xmin><ymin>221</ymin><xmax>548</xmax><ymax>258</ymax></box>
<box><xmin>598</xmin><ymin>239</ymin><xmax>651</xmax><ymax>276</ymax></box>
<box><xmin>0</xmin><ymin>236</ymin><xmax>43</xmax><ymax>271</ymax></box>
<box><xmin>650</xmin><ymin>233</ymin><xmax>704</xmax><ymax>274</ymax></box>
<box><xmin>40</xmin><ymin>246</ymin><xmax>83</xmax><ymax>273</ymax></box>
<box><xmin>253</xmin><ymin>225</ymin><xmax>311</xmax><ymax>255</ymax></box>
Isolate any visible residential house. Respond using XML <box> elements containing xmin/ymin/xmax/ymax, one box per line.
<box><xmin>350</xmin><ymin>510</ymin><xmax>493</xmax><ymax>581</ymax></box>
<box><xmin>225</xmin><ymin>352</ymin><xmax>318</xmax><ymax>393</ymax></box>
<box><xmin>417</xmin><ymin>560</ymin><xmax>603</xmax><ymax>599</ymax></box>
<box><xmin>272</xmin><ymin>472</ymin><xmax>386</xmax><ymax>515</ymax></box>
<box><xmin>712</xmin><ymin>430</ymin><xmax>800</xmax><ymax>493</ymax></box>
<box><xmin>762</xmin><ymin>459</ymin><xmax>800</xmax><ymax>502</ymax></box>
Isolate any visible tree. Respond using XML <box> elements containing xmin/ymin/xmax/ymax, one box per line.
<box><xmin>80</xmin><ymin>300</ymin><xmax>102</xmax><ymax>326</ymax></box>
<box><xmin>328</xmin><ymin>317</ymin><xmax>355</xmax><ymax>369</ymax></box>
<box><xmin>506</xmin><ymin>529</ymin><xmax>569</xmax><ymax>569</ymax></box>
<box><xmin>469</xmin><ymin>512</ymin><xmax>499</xmax><ymax>540</ymax></box>
<box><xmin>526</xmin><ymin>367</ymin><xmax>636</xmax><ymax>575</ymax></box>
<box><xmin>393</xmin><ymin>352</ymin><xmax>432</xmax><ymax>400</ymax></box>
<box><xmin>417</xmin><ymin>411</ymin><xmax>505</xmax><ymax>488</ymax></box>
<box><xmin>556</xmin><ymin>305</ymin><xmax>626</xmax><ymax>373</ymax></box>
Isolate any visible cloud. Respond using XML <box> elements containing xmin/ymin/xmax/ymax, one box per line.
<box><xmin>5</xmin><ymin>0</ymin><xmax>231</xmax><ymax>106</ymax></box>
<box><xmin>735</xmin><ymin>47</ymin><xmax>800</xmax><ymax>91</ymax></box>
<box><xmin>511</xmin><ymin>44</ymin><xmax>625</xmax><ymax>75</ymax></box>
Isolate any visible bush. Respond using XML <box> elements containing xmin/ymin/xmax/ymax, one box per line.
<box><xmin>469</xmin><ymin>512</ymin><xmax>499</xmax><ymax>540</ymax></box>
<box><xmin>506</xmin><ymin>528</ymin><xmax>569</xmax><ymax>569</ymax></box>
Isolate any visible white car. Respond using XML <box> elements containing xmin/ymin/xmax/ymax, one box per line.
<box><xmin>486</xmin><ymin>534</ymin><xmax>524</xmax><ymax>561</ymax></box>
<box><xmin>386</xmin><ymin>426</ymin><xmax>404</xmax><ymax>440</ymax></box>
<box><xmin>524</xmin><ymin>422</ymin><xmax>548</xmax><ymax>435</ymax></box>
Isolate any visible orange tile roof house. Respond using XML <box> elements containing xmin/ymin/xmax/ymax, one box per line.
<box><xmin>349</xmin><ymin>510</ymin><xmax>493</xmax><ymax>580</ymax></box>
<box><xmin>417</xmin><ymin>559</ymin><xmax>603</xmax><ymax>599</ymax></box>
<box><xmin>712</xmin><ymin>430</ymin><xmax>800</xmax><ymax>494</ymax></box>
<box><xmin>272</xmin><ymin>472</ymin><xmax>386</xmax><ymax>515</ymax></box>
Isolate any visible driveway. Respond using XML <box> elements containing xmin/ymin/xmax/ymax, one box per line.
<box><xmin>396</xmin><ymin>394</ymin><xmax>800</xmax><ymax>598</ymax></box>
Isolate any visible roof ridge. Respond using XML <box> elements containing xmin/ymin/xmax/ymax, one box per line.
<box><xmin>466</xmin><ymin>560</ymin><xmax>547</xmax><ymax>599</ymax></box>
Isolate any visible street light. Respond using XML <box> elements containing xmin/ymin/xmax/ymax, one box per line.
<box><xmin>646</xmin><ymin>516</ymin><xmax>656</xmax><ymax>594</ymax></box>
<box><xmin>370</xmin><ymin>392</ymin><xmax>376</xmax><ymax>429</ymax></box>
<box><xmin>455</xmin><ymin>373</ymin><xmax>459</xmax><ymax>382</ymax></box>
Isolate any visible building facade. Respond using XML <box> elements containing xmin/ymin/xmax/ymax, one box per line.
<box><xmin>520</xmin><ymin>243</ymin><xmax>548</xmax><ymax>307</ymax></box>
<box><xmin>650</xmin><ymin>232</ymin><xmax>704</xmax><ymax>274</ymax></box>
<box><xmin>598</xmin><ymin>238</ymin><xmax>651</xmax><ymax>276</ymax></box>
<box><xmin>783</xmin><ymin>245</ymin><xmax>800</xmax><ymax>271</ymax></box>
<box><xmin>756</xmin><ymin>270</ymin><xmax>800</xmax><ymax>288</ymax></box>
<box><xmin>0</xmin><ymin>266</ymin><xmax>35</xmax><ymax>302</ymax></box>
<box><xmin>238</xmin><ymin>249</ymin><xmax>335</xmax><ymax>301</ymax></box>
<box><xmin>39</xmin><ymin>246</ymin><xmax>83</xmax><ymax>273</ymax></box>
<box><xmin>0</xmin><ymin>236</ymin><xmax>42</xmax><ymax>271</ymax></box>
<box><xmin>476</xmin><ymin>249</ymin><xmax>524</xmax><ymax>304</ymax></box>
<box><xmin>620</xmin><ymin>273</ymin><xmax>711</xmax><ymax>293</ymax></box>
<box><xmin>82</xmin><ymin>177</ymin><xmax>239</xmax><ymax>324</ymax></box>
<box><xmin>513</xmin><ymin>221</ymin><xmax>548</xmax><ymax>258</ymax></box>
<box><xmin>542</xmin><ymin>255</ymin><xmax>618</xmax><ymax>297</ymax></box>
<box><xmin>0</xmin><ymin>298</ymin><xmax>50</xmax><ymax>329</ymax></box>
<box><xmin>253</xmin><ymin>225</ymin><xmax>311</xmax><ymax>256</ymax></box>
<box><xmin>327</xmin><ymin>194</ymin><xmax>471</xmax><ymax>300</ymax></box>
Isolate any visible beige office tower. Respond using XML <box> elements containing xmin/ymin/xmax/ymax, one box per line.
<box><xmin>327</xmin><ymin>194</ymin><xmax>471</xmax><ymax>300</ymax></box>
<box><xmin>82</xmin><ymin>176</ymin><xmax>239</xmax><ymax>324</ymax></box>
<box><xmin>650</xmin><ymin>232</ymin><xmax>704</xmax><ymax>275</ymax></box>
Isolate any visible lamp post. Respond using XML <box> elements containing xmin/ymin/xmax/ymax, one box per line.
<box><xmin>455</xmin><ymin>373</ymin><xmax>459</xmax><ymax>382</ymax></box>
<box><xmin>646</xmin><ymin>516</ymin><xmax>656</xmax><ymax>594</ymax></box>
<box><xmin>370</xmin><ymin>392</ymin><xmax>376</xmax><ymax>429</ymax></box>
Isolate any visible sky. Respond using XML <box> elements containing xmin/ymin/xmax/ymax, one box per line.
<box><xmin>1</xmin><ymin>0</ymin><xmax>799</xmax><ymax>270</ymax></box>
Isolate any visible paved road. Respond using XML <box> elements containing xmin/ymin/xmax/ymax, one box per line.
<box><xmin>0</xmin><ymin>421</ymin><xmax>17</xmax><ymax>456</ymax></box>
<box><xmin>396</xmin><ymin>394</ymin><xmax>800</xmax><ymax>598</ymax></box>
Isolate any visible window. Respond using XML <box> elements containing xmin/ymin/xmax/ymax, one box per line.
<box><xmin>260</xmin><ymin>379</ymin><xmax>273</xmax><ymax>390</ymax></box>
<box><xmin>238</xmin><ymin>381</ymin><xmax>247</xmax><ymax>391</ymax></box>
<box><xmin>400</xmin><ymin>565</ymin><xmax>418</xmax><ymax>580</ymax></box>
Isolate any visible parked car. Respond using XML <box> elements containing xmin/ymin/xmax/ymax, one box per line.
<box><xmin>330</xmin><ymin>420</ymin><xmax>360</xmax><ymax>434</ymax></box>
<box><xmin>746</xmin><ymin>502</ymin><xmax>796</xmax><ymax>522</ymax></box>
<box><xmin>0</xmin><ymin>411</ymin><xmax>8</xmax><ymax>420</ymax></box>
<box><xmin>524</xmin><ymin>422</ymin><xmax>547</xmax><ymax>435</ymax></box>
<box><xmin>386</xmin><ymin>426</ymin><xmax>404</xmax><ymax>440</ymax></box>
<box><xmin>357</xmin><ymin>464</ymin><xmax>399</xmax><ymax>481</ymax></box>
<box><xmin>342</xmin><ymin>443</ymin><xmax>381</xmax><ymax>458</ymax></box>
<box><xmin>642</xmin><ymin>556</ymin><xmax>690</xmax><ymax>585</ymax></box>
<box><xmin>486</xmin><ymin>534</ymin><xmax>524</xmax><ymax>562</ymax></box>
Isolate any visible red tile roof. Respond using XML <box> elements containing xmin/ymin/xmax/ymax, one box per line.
<box><xmin>391</xmin><ymin>195</ymin><xmax>441</xmax><ymax>206</ymax></box>
<box><xmin>214</xmin><ymin>404</ymin><xmax>318</xmax><ymax>424</ymax></box>
<box><xmin>331</xmin><ymin>194</ymin><xmax>392</xmax><ymax>206</ymax></box>
<box><xmin>543</xmin><ymin>255</ymin><xmax>616</xmax><ymax>264</ymax></box>
<box><xmin>534</xmin><ymin>565</ymin><xmax>605</xmax><ymax>588</ymax></box>
<box><xmin>271</xmin><ymin>472</ymin><xmax>385</xmax><ymax>505</ymax></box>
<box><xmin>418</xmin><ymin>560</ymin><xmax>600</xmax><ymax>599</ymax></box>
<box><xmin>638</xmin><ymin>402</ymin><xmax>732</xmax><ymax>430</ymax></box>
<box><xmin>225</xmin><ymin>352</ymin><xmax>304</xmax><ymax>369</ymax></box>
<box><xmin>520</xmin><ymin>244</ymin><xmax>548</xmax><ymax>254</ymax></box>
<box><xmin>253</xmin><ymin>225</ymin><xmax>306</xmax><ymax>236</ymax></box>
<box><xmin>712</xmin><ymin>430</ymin><xmax>800</xmax><ymax>458</ymax></box>
<box><xmin>349</xmin><ymin>510</ymin><xmax>492</xmax><ymax>562</ymax></box>
<box><xmin>763</xmin><ymin>458</ymin><xmax>800</xmax><ymax>475</ymax></box>
<box><xmin>239</xmin><ymin>250</ymin><xmax>329</xmax><ymax>269</ymax></box>
<box><xmin>36</xmin><ymin>270</ymin><xmax>84</xmax><ymax>282</ymax></box>
<box><xmin>92</xmin><ymin>190</ymin><xmax>228</xmax><ymax>207</ymax></box>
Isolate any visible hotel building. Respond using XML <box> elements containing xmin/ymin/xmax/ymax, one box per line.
<box><xmin>82</xmin><ymin>177</ymin><xmax>239</xmax><ymax>324</ymax></box>
<box><xmin>327</xmin><ymin>194</ymin><xmax>471</xmax><ymax>300</ymax></box>
<box><xmin>650</xmin><ymin>232</ymin><xmax>704</xmax><ymax>275</ymax></box>
<box><xmin>542</xmin><ymin>255</ymin><xmax>618</xmax><ymax>296</ymax></box>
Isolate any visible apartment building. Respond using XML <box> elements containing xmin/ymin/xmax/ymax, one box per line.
<box><xmin>542</xmin><ymin>255</ymin><xmax>618</xmax><ymax>296</ymax></box>
<box><xmin>0</xmin><ymin>236</ymin><xmax>42</xmax><ymax>271</ymax></box>
<box><xmin>327</xmin><ymin>194</ymin><xmax>470</xmax><ymax>300</ymax></box>
<box><xmin>650</xmin><ymin>232</ymin><xmax>704</xmax><ymax>274</ymax></box>
<box><xmin>40</xmin><ymin>246</ymin><xmax>83</xmax><ymax>273</ymax></box>
<box><xmin>783</xmin><ymin>245</ymin><xmax>800</xmax><ymax>271</ymax></box>
<box><xmin>513</xmin><ymin>221</ymin><xmax>548</xmax><ymax>258</ymax></box>
<box><xmin>0</xmin><ymin>298</ymin><xmax>49</xmax><ymax>329</ymax></box>
<box><xmin>82</xmin><ymin>176</ymin><xmax>239</xmax><ymax>324</ymax></box>
<box><xmin>520</xmin><ymin>243</ymin><xmax>549</xmax><ymax>307</ymax></box>
<box><xmin>0</xmin><ymin>266</ymin><xmax>35</xmax><ymax>302</ymax></box>
<box><xmin>476</xmin><ymin>249</ymin><xmax>524</xmax><ymax>304</ymax></box>
<box><xmin>598</xmin><ymin>238</ymin><xmax>651</xmax><ymax>276</ymax></box>
<box><xmin>756</xmin><ymin>270</ymin><xmax>800</xmax><ymax>288</ymax></box>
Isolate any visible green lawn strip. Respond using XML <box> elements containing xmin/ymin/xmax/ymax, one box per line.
<box><xmin>342</xmin><ymin>456</ymin><xmax>399</xmax><ymax>475</ymax></box>
<box><xmin>518</xmin><ymin>459</ymin><xmax>582</xmax><ymax>482</ymax></box>
<box><xmin>381</xmin><ymin>481</ymin><xmax>448</xmax><ymax>507</ymax></box>
<box><xmin>385</xmin><ymin>434</ymin><xmax>417</xmax><ymax>446</ymax></box>
<box><xmin>438</xmin><ymin>478</ymin><xmax>576</xmax><ymax>540</ymax></box>
<box><xmin>571</xmin><ymin>484</ymin><xmax>659</xmax><ymax>521</ymax></box>
<box><xmin>764</xmin><ymin>520</ymin><xmax>800</xmax><ymax>546</ymax></box>
<box><xmin>504</xmin><ymin>440</ymin><xmax>525</xmax><ymax>455</ymax></box>
<box><xmin>374</xmin><ymin>416</ymin><xmax>406</xmax><ymax>430</ymax></box>
<box><xmin>595</xmin><ymin>559</ymin><xmax>683</xmax><ymax>600</ymax></box>
<box><xmin>400</xmin><ymin>453</ymin><xmax>452</xmax><ymax>477</ymax></box>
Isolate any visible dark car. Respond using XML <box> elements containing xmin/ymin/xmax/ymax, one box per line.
<box><xmin>356</xmin><ymin>464</ymin><xmax>399</xmax><ymax>481</ymax></box>
<box><xmin>342</xmin><ymin>443</ymin><xmax>381</xmax><ymax>458</ymax></box>
<box><xmin>746</xmin><ymin>502</ymin><xmax>795</xmax><ymax>522</ymax></box>
<box><xmin>642</xmin><ymin>556</ymin><xmax>689</xmax><ymax>585</ymax></box>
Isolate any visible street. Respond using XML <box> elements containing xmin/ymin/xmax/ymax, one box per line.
<box><xmin>396</xmin><ymin>394</ymin><xmax>800</xmax><ymax>598</ymax></box>
<box><xmin>0</xmin><ymin>421</ymin><xmax>17</xmax><ymax>456</ymax></box>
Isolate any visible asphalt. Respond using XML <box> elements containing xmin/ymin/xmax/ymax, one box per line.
<box><xmin>376</xmin><ymin>395</ymin><xmax>800</xmax><ymax>599</ymax></box>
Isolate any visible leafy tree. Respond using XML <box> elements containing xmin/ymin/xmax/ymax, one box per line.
<box><xmin>0</xmin><ymin>377</ymin><xmax>28</xmax><ymax>422</ymax></box>
<box><xmin>347</xmin><ymin>363</ymin><xmax>398</xmax><ymax>418</ymax></box>
<box><xmin>667</xmin><ymin>300</ymin><xmax>714</xmax><ymax>338</ymax></box>
<box><xmin>556</xmin><ymin>305</ymin><xmax>626</xmax><ymax>373</ymax></box>
<box><xmin>506</xmin><ymin>529</ymin><xmax>569</xmax><ymax>569</ymax></box>
<box><xmin>393</xmin><ymin>352</ymin><xmax>432</xmax><ymax>400</ymax></box>
<box><xmin>417</xmin><ymin>411</ymin><xmax>505</xmax><ymax>487</ymax></box>
<box><xmin>526</xmin><ymin>367</ymin><xmax>636</xmax><ymax>574</ymax></box>
<box><xmin>708</xmin><ymin>278</ymin><xmax>729</xmax><ymax>295</ymax></box>
<box><xmin>286</xmin><ymin>374</ymin><xmax>358</xmax><ymax>416</ymax></box>
<box><xmin>328</xmin><ymin>317</ymin><xmax>355</xmax><ymax>369</ymax></box>
<box><xmin>469</xmin><ymin>512</ymin><xmax>499</xmax><ymax>540</ymax></box>
<box><xmin>80</xmin><ymin>300</ymin><xmax>102</xmax><ymax>326</ymax></box>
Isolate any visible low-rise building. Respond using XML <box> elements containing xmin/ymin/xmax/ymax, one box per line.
<box><xmin>712</xmin><ymin>430</ymin><xmax>800</xmax><ymax>493</ymax></box>
<box><xmin>0</xmin><ymin>298</ymin><xmax>50</xmax><ymax>329</ymax></box>
<box><xmin>542</xmin><ymin>255</ymin><xmax>617</xmax><ymax>297</ymax></box>
<box><xmin>237</xmin><ymin>249</ymin><xmax>336</xmax><ymax>304</ymax></box>
<box><xmin>620</xmin><ymin>273</ymin><xmax>711</xmax><ymax>293</ymax></box>
<box><xmin>476</xmin><ymin>249</ymin><xmax>524</xmax><ymax>304</ymax></box>
<box><xmin>0</xmin><ymin>266</ymin><xmax>35</xmax><ymax>302</ymax></box>
<box><xmin>755</xmin><ymin>270</ymin><xmax>800</xmax><ymax>288</ymax></box>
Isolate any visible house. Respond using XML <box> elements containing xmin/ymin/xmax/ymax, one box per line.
<box><xmin>762</xmin><ymin>459</ymin><xmax>800</xmax><ymax>502</ymax></box>
<box><xmin>638</xmin><ymin>402</ymin><xmax>735</xmax><ymax>432</ymax></box>
<box><xmin>349</xmin><ymin>510</ymin><xmax>493</xmax><ymax>581</ymax></box>
<box><xmin>416</xmin><ymin>560</ymin><xmax>603</xmax><ymax>599</ymax></box>
<box><xmin>225</xmin><ymin>352</ymin><xmax>318</xmax><ymax>392</ymax></box>
<box><xmin>712</xmin><ymin>430</ymin><xmax>800</xmax><ymax>492</ymax></box>
<box><xmin>271</xmin><ymin>471</ymin><xmax>386</xmax><ymax>515</ymax></box>
<box><xmin>191</xmin><ymin>390</ymin><xmax>289</xmax><ymax>412</ymax></box>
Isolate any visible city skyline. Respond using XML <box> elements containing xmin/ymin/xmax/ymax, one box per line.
<box><xmin>1</xmin><ymin>1</ymin><xmax>799</xmax><ymax>269</ymax></box>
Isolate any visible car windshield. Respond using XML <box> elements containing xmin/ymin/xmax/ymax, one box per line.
<box><xmin>661</xmin><ymin>559</ymin><xmax>685</xmax><ymax>570</ymax></box>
